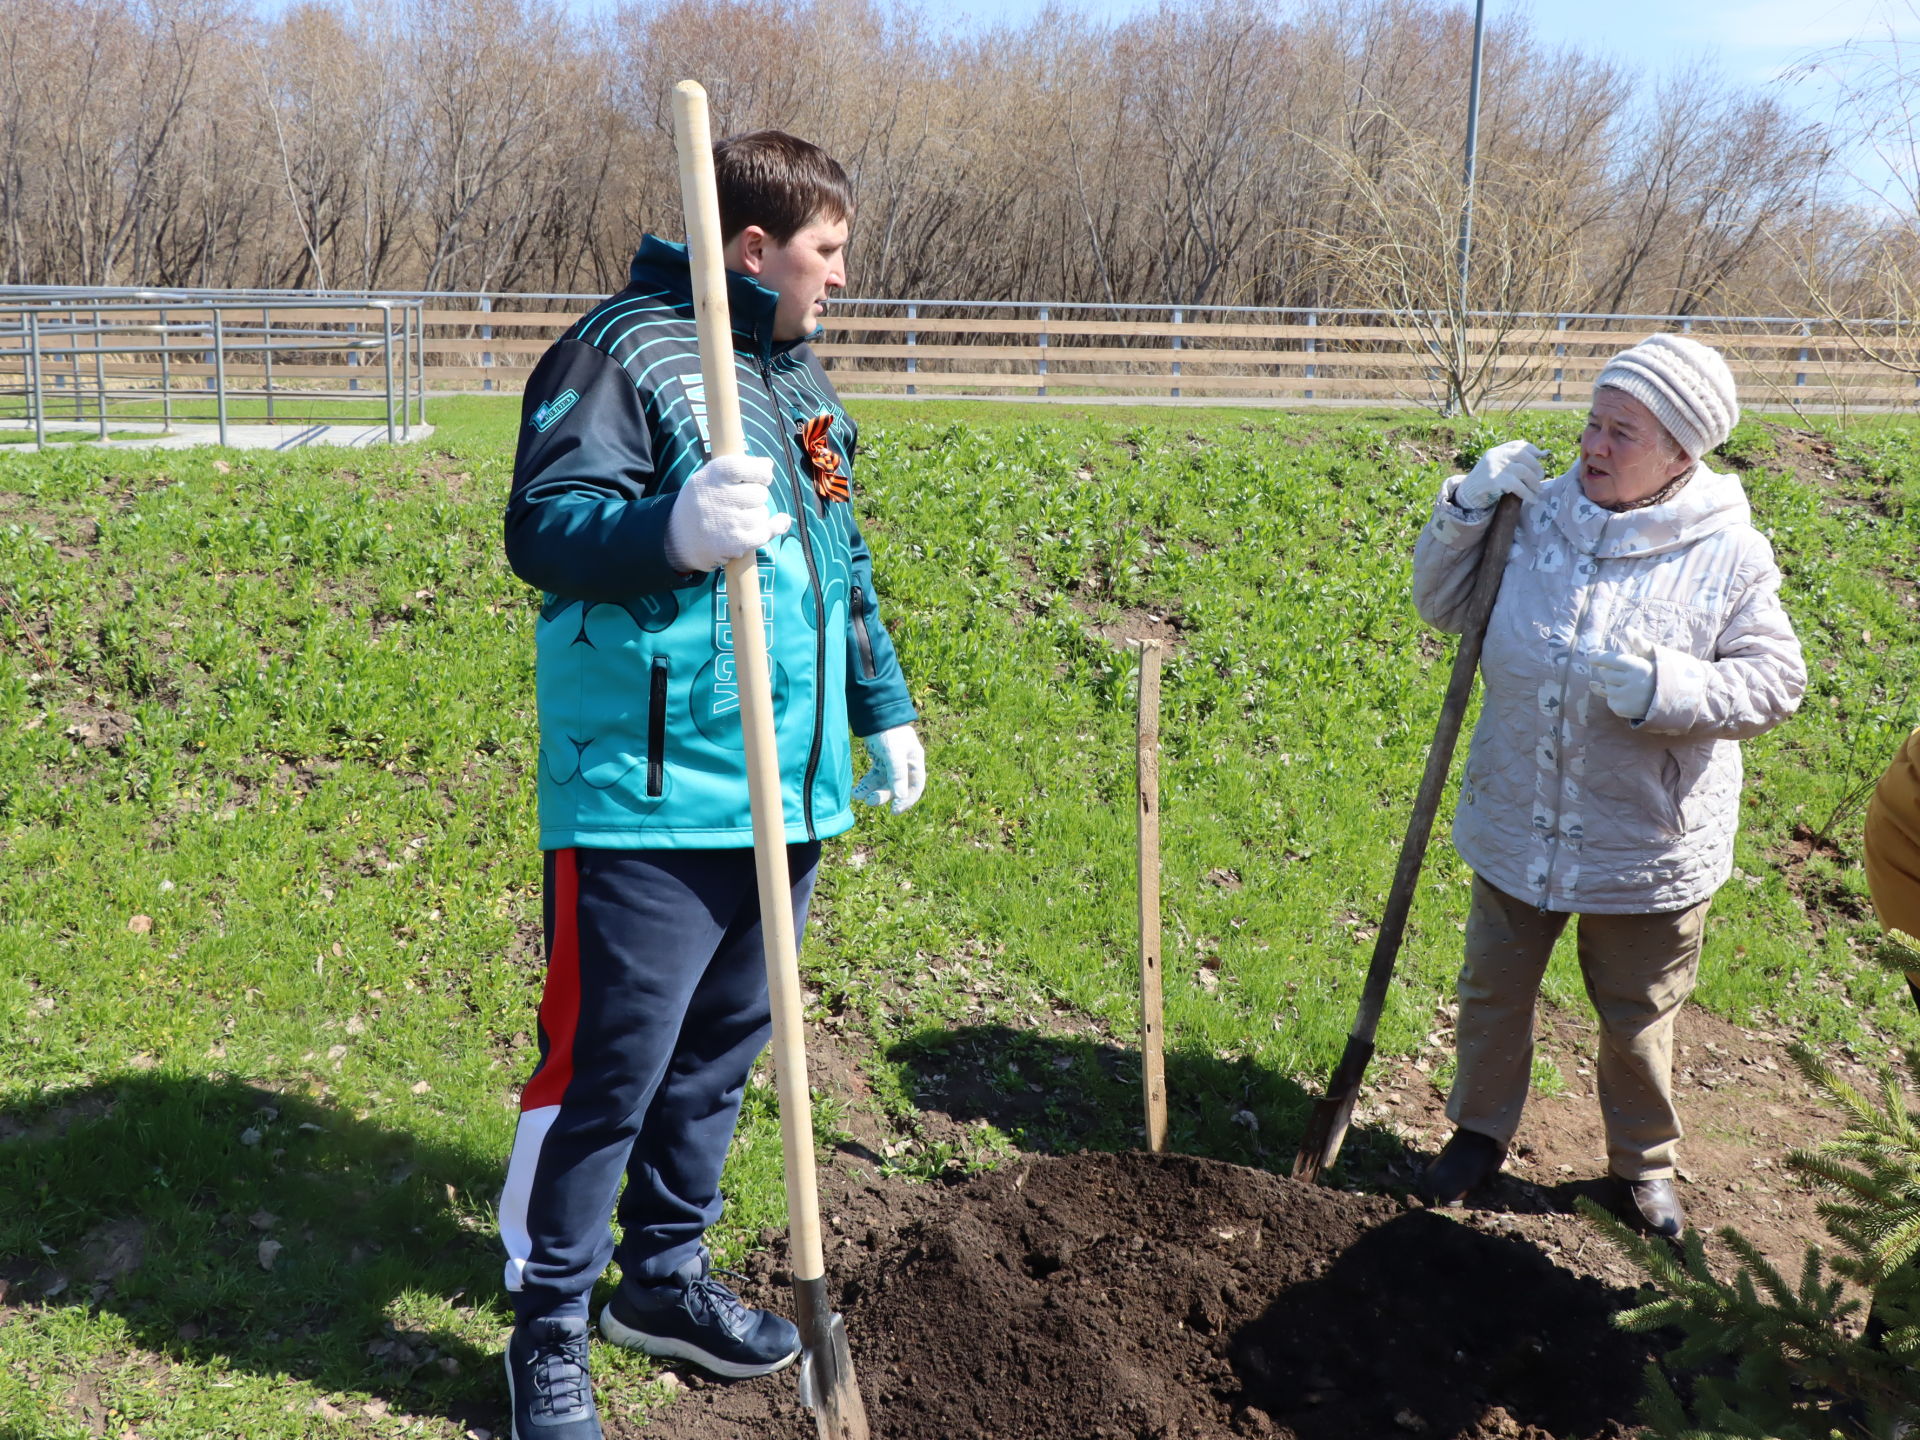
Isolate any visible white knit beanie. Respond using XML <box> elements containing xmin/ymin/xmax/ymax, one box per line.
<box><xmin>1592</xmin><ymin>333</ymin><xmax>1739</xmax><ymax>460</ymax></box>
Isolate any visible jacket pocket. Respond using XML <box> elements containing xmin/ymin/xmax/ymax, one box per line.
<box><xmin>647</xmin><ymin>656</ymin><xmax>668</xmax><ymax>798</ymax></box>
<box><xmin>1658</xmin><ymin>749</ymin><xmax>1688</xmax><ymax>834</ymax></box>
<box><xmin>851</xmin><ymin>585</ymin><xmax>878</xmax><ymax>681</ymax></box>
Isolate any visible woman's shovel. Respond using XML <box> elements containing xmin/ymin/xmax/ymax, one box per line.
<box><xmin>1293</xmin><ymin>492</ymin><xmax>1522</xmax><ymax>1183</ymax></box>
<box><xmin>672</xmin><ymin>80</ymin><xmax>871</xmax><ymax>1440</ymax></box>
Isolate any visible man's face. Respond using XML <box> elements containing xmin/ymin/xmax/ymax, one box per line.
<box><xmin>729</xmin><ymin>215</ymin><xmax>849</xmax><ymax>342</ymax></box>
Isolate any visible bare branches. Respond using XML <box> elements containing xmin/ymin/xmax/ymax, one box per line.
<box><xmin>0</xmin><ymin>0</ymin><xmax>1862</xmax><ymax>313</ymax></box>
<box><xmin>1293</xmin><ymin>109</ymin><xmax>1593</xmax><ymax>415</ymax></box>
<box><xmin>1786</xmin><ymin>6</ymin><xmax>1920</xmax><ymax>398</ymax></box>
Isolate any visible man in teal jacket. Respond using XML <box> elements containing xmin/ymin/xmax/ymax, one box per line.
<box><xmin>497</xmin><ymin>131</ymin><xmax>922</xmax><ymax>1440</ymax></box>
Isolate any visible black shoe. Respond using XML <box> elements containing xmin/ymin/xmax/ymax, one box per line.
<box><xmin>600</xmin><ymin>1253</ymin><xmax>801</xmax><ymax>1379</ymax></box>
<box><xmin>1617</xmin><ymin>1175</ymin><xmax>1685</xmax><ymax>1240</ymax></box>
<box><xmin>505</xmin><ymin>1314</ymin><xmax>602</xmax><ymax>1440</ymax></box>
<box><xmin>1417</xmin><ymin>1128</ymin><xmax>1507</xmax><ymax>1206</ymax></box>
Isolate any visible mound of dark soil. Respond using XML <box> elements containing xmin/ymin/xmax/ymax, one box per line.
<box><xmin>646</xmin><ymin>1152</ymin><xmax>1652</xmax><ymax>1440</ymax></box>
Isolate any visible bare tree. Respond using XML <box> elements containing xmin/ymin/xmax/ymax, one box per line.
<box><xmin>1296</xmin><ymin>111</ymin><xmax>1594</xmax><ymax>415</ymax></box>
<box><xmin>1787</xmin><ymin>7</ymin><xmax>1920</xmax><ymax>399</ymax></box>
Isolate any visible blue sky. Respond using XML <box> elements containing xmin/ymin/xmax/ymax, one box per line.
<box><xmin>937</xmin><ymin>0</ymin><xmax>1915</xmax><ymax>89</ymax></box>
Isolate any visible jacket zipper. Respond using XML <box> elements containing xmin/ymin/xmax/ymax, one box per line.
<box><xmin>762</xmin><ymin>355</ymin><xmax>826</xmax><ymax>842</ymax></box>
<box><xmin>851</xmin><ymin>585</ymin><xmax>877</xmax><ymax>680</ymax></box>
<box><xmin>647</xmin><ymin>656</ymin><xmax>668</xmax><ymax>797</ymax></box>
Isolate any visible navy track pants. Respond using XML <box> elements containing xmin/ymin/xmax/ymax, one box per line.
<box><xmin>498</xmin><ymin>843</ymin><xmax>820</xmax><ymax>1323</ymax></box>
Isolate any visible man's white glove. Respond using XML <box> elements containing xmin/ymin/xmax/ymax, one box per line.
<box><xmin>1455</xmin><ymin>439</ymin><xmax>1547</xmax><ymax>511</ymax></box>
<box><xmin>853</xmin><ymin>725</ymin><xmax>925</xmax><ymax>814</ymax></box>
<box><xmin>1588</xmin><ymin>633</ymin><xmax>1658</xmax><ymax>721</ymax></box>
<box><xmin>663</xmin><ymin>454</ymin><xmax>792</xmax><ymax>574</ymax></box>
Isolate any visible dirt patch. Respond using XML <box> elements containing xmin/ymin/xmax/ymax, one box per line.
<box><xmin>1719</xmin><ymin>421</ymin><xmax>1894</xmax><ymax>516</ymax></box>
<box><xmin>1085</xmin><ymin>606</ymin><xmax>1185</xmax><ymax>652</ymax></box>
<box><xmin>1771</xmin><ymin>821</ymin><xmax>1874</xmax><ymax>938</ymax></box>
<box><xmin>1720</xmin><ymin>422</ymin><xmax>1869</xmax><ymax>482</ymax></box>
<box><xmin>60</xmin><ymin>702</ymin><xmax>139</xmax><ymax>753</ymax></box>
<box><xmin>0</xmin><ymin>1092</ymin><xmax>116</xmax><ymax>1144</ymax></box>
<box><xmin>644</xmin><ymin>1152</ymin><xmax>1651</xmax><ymax>1440</ymax></box>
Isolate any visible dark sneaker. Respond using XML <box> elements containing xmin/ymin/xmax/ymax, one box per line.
<box><xmin>1416</xmin><ymin>1127</ymin><xmax>1507</xmax><ymax>1206</ymax></box>
<box><xmin>505</xmin><ymin>1314</ymin><xmax>602</xmax><ymax>1440</ymax></box>
<box><xmin>600</xmin><ymin>1254</ymin><xmax>801</xmax><ymax>1379</ymax></box>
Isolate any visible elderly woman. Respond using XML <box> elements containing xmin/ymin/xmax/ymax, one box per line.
<box><xmin>1409</xmin><ymin>334</ymin><xmax>1806</xmax><ymax>1236</ymax></box>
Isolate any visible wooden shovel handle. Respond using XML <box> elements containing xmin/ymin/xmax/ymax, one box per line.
<box><xmin>672</xmin><ymin>79</ymin><xmax>827</xmax><ymax>1288</ymax></box>
<box><xmin>1344</xmin><ymin>492</ymin><xmax>1522</xmax><ymax>1047</ymax></box>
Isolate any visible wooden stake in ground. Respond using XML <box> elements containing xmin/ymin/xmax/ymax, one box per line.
<box><xmin>1136</xmin><ymin>639</ymin><xmax>1168</xmax><ymax>1153</ymax></box>
<box><xmin>671</xmin><ymin>79</ymin><xmax>871</xmax><ymax>1440</ymax></box>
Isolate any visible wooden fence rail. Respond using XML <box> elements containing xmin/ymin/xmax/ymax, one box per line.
<box><xmin>7</xmin><ymin>295</ymin><xmax>1918</xmax><ymax>410</ymax></box>
<box><xmin>410</xmin><ymin>306</ymin><xmax>1920</xmax><ymax>409</ymax></box>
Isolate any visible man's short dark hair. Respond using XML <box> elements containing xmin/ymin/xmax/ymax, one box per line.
<box><xmin>714</xmin><ymin>131</ymin><xmax>853</xmax><ymax>245</ymax></box>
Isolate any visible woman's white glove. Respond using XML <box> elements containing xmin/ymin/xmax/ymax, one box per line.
<box><xmin>663</xmin><ymin>454</ymin><xmax>792</xmax><ymax>573</ymax></box>
<box><xmin>853</xmin><ymin>725</ymin><xmax>925</xmax><ymax>814</ymax></box>
<box><xmin>1588</xmin><ymin>635</ymin><xmax>1658</xmax><ymax>720</ymax></box>
<box><xmin>1455</xmin><ymin>440</ymin><xmax>1547</xmax><ymax>511</ymax></box>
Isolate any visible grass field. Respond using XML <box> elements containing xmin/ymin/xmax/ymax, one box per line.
<box><xmin>1</xmin><ymin>397</ymin><xmax>1916</xmax><ymax>1437</ymax></box>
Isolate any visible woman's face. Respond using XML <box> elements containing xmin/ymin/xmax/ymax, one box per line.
<box><xmin>1579</xmin><ymin>387</ymin><xmax>1694</xmax><ymax>507</ymax></box>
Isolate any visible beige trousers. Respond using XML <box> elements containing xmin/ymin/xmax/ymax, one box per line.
<box><xmin>1446</xmin><ymin>876</ymin><xmax>1710</xmax><ymax>1181</ymax></box>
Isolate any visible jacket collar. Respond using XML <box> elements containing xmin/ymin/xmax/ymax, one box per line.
<box><xmin>1543</xmin><ymin>463</ymin><xmax>1751</xmax><ymax>560</ymax></box>
<box><xmin>630</xmin><ymin>235</ymin><xmax>812</xmax><ymax>361</ymax></box>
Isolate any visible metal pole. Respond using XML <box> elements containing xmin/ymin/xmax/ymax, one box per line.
<box><xmin>480</xmin><ymin>294</ymin><xmax>493</xmax><ymax>393</ymax></box>
<box><xmin>263</xmin><ymin>307</ymin><xmax>275</xmax><ymax>424</ymax></box>
<box><xmin>1170</xmin><ymin>308</ymin><xmax>1182</xmax><ymax>399</ymax></box>
<box><xmin>212</xmin><ymin>308</ymin><xmax>229</xmax><ymax>447</ymax></box>
<box><xmin>1450</xmin><ymin>0</ymin><xmax>1488</xmax><ymax>417</ymax></box>
<box><xmin>403</xmin><ymin>301</ymin><xmax>414</xmax><ymax>439</ymax></box>
<box><xmin>92</xmin><ymin>306</ymin><xmax>107</xmax><ymax>439</ymax></box>
<box><xmin>1304</xmin><ymin>310</ymin><xmax>1317</xmax><ymax>400</ymax></box>
<box><xmin>905</xmin><ymin>303</ymin><xmax>916</xmax><ymax>396</ymax></box>
<box><xmin>159</xmin><ymin>306</ymin><xmax>173</xmax><ymax>432</ymax></box>
<box><xmin>1036</xmin><ymin>305</ymin><xmax>1048</xmax><ymax>398</ymax></box>
<box><xmin>1552</xmin><ymin>314</ymin><xmax>1567</xmax><ymax>403</ymax></box>
<box><xmin>381</xmin><ymin>305</ymin><xmax>396</xmax><ymax>445</ymax></box>
<box><xmin>27</xmin><ymin>310</ymin><xmax>44</xmax><ymax>448</ymax></box>
<box><xmin>415</xmin><ymin>303</ymin><xmax>427</xmax><ymax>430</ymax></box>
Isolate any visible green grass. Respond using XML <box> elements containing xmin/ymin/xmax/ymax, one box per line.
<box><xmin>0</xmin><ymin>397</ymin><xmax>418</xmax><ymax>430</ymax></box>
<box><xmin>1</xmin><ymin>396</ymin><xmax>1916</xmax><ymax>1436</ymax></box>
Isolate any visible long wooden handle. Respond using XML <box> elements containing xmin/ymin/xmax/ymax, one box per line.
<box><xmin>1343</xmin><ymin>491</ymin><xmax>1523</xmax><ymax>1049</ymax></box>
<box><xmin>672</xmin><ymin>79</ymin><xmax>826</xmax><ymax>1288</ymax></box>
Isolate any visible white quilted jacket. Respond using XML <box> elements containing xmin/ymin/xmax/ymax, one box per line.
<box><xmin>1412</xmin><ymin>464</ymin><xmax>1805</xmax><ymax>914</ymax></box>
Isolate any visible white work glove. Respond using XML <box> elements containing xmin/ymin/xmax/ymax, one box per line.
<box><xmin>1455</xmin><ymin>439</ymin><xmax>1547</xmax><ymax>512</ymax></box>
<box><xmin>853</xmin><ymin>725</ymin><xmax>925</xmax><ymax>815</ymax></box>
<box><xmin>1588</xmin><ymin>634</ymin><xmax>1658</xmax><ymax>721</ymax></box>
<box><xmin>663</xmin><ymin>454</ymin><xmax>792</xmax><ymax>573</ymax></box>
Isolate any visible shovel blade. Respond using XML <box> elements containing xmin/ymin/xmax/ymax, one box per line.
<box><xmin>793</xmin><ymin>1281</ymin><xmax>870</xmax><ymax>1440</ymax></box>
<box><xmin>1291</xmin><ymin>1034</ymin><xmax>1375</xmax><ymax>1183</ymax></box>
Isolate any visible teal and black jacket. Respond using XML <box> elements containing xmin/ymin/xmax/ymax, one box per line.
<box><xmin>504</xmin><ymin>236</ymin><xmax>917</xmax><ymax>851</ymax></box>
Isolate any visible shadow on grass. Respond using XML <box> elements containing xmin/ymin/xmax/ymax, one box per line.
<box><xmin>0</xmin><ymin>1072</ymin><xmax>506</xmax><ymax>1432</ymax></box>
<box><xmin>882</xmin><ymin>1023</ymin><xmax>1425</xmax><ymax>1186</ymax></box>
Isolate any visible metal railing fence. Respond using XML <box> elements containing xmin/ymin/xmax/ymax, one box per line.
<box><xmin>0</xmin><ymin>294</ymin><xmax>426</xmax><ymax>447</ymax></box>
<box><xmin>3</xmin><ymin>286</ymin><xmax>1916</xmax><ymax>412</ymax></box>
